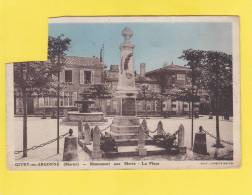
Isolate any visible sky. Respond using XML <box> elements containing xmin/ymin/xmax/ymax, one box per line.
<box><xmin>48</xmin><ymin>22</ymin><xmax>232</xmax><ymax>72</ymax></box>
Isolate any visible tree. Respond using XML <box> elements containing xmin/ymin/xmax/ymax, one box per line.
<box><xmin>179</xmin><ymin>49</ymin><xmax>205</xmax><ymax>148</ymax></box>
<box><xmin>14</xmin><ymin>61</ymin><xmax>52</xmax><ymax>157</ymax></box>
<box><xmin>90</xmin><ymin>84</ymin><xmax>112</xmax><ymax>112</ymax></box>
<box><xmin>179</xmin><ymin>49</ymin><xmax>232</xmax><ymax>148</ymax></box>
<box><xmin>172</xmin><ymin>87</ymin><xmax>196</xmax><ymax>116</ymax></box>
<box><xmin>201</xmin><ymin>51</ymin><xmax>232</xmax><ymax>147</ymax></box>
<box><xmin>48</xmin><ymin>34</ymin><xmax>71</xmax><ymax>154</ymax></box>
<box><xmin>137</xmin><ymin>85</ymin><xmax>162</xmax><ymax>117</ymax></box>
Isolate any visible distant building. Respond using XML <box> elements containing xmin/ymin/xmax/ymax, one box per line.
<box><xmin>14</xmin><ymin>56</ymin><xmax>104</xmax><ymax>115</ymax></box>
<box><xmin>145</xmin><ymin>62</ymin><xmax>211</xmax><ymax>115</ymax></box>
<box><xmin>145</xmin><ymin>62</ymin><xmax>194</xmax><ymax>115</ymax></box>
<box><xmin>105</xmin><ymin>62</ymin><xmax>211</xmax><ymax>116</ymax></box>
<box><xmin>14</xmin><ymin>58</ymin><xmax>209</xmax><ymax>117</ymax></box>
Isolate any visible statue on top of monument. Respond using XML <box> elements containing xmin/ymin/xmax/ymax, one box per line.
<box><xmin>122</xmin><ymin>27</ymin><xmax>133</xmax><ymax>43</ymax></box>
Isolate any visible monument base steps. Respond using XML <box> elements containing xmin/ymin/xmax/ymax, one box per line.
<box><xmin>61</xmin><ymin>120</ymin><xmax>107</xmax><ymax>127</ymax></box>
<box><xmin>106</xmin><ymin>131</ymin><xmax>138</xmax><ymax>140</ymax></box>
<box><xmin>137</xmin><ymin>147</ymin><xmax>147</xmax><ymax>156</ymax></box>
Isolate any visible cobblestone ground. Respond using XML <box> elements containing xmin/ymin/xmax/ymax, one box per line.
<box><xmin>13</xmin><ymin>116</ymin><xmax>233</xmax><ymax>161</ymax></box>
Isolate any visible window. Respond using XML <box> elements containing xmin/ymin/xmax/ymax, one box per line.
<box><xmin>60</xmin><ymin>92</ymin><xmax>77</xmax><ymax>107</ymax></box>
<box><xmin>49</xmin><ymin>97</ymin><xmax>56</xmax><ymax>107</ymax></box>
<box><xmin>65</xmin><ymin>70</ymin><xmax>72</xmax><ymax>83</ymax></box>
<box><xmin>172</xmin><ymin>104</ymin><xmax>177</xmax><ymax>108</ymax></box>
<box><xmin>39</xmin><ymin>97</ymin><xmax>44</xmax><ymax>107</ymax></box>
<box><xmin>64</xmin><ymin>92</ymin><xmax>69</xmax><ymax>106</ymax></box>
<box><xmin>194</xmin><ymin>104</ymin><xmax>199</xmax><ymax>108</ymax></box>
<box><xmin>73</xmin><ymin>92</ymin><xmax>77</xmax><ymax>105</ymax></box>
<box><xmin>84</xmin><ymin>71</ymin><xmax>91</xmax><ymax>84</ymax></box>
<box><xmin>39</xmin><ymin>97</ymin><xmax>56</xmax><ymax>107</ymax></box>
<box><xmin>69</xmin><ymin>92</ymin><xmax>73</xmax><ymax>106</ymax></box>
<box><xmin>177</xmin><ymin>74</ymin><xmax>185</xmax><ymax>81</ymax></box>
<box><xmin>44</xmin><ymin>97</ymin><xmax>49</xmax><ymax>106</ymax></box>
<box><xmin>60</xmin><ymin>99</ymin><xmax>64</xmax><ymax>106</ymax></box>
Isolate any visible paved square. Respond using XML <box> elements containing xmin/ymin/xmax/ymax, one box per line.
<box><xmin>13</xmin><ymin>115</ymin><xmax>233</xmax><ymax>161</ymax></box>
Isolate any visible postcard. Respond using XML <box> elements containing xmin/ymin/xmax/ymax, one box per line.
<box><xmin>6</xmin><ymin>16</ymin><xmax>240</xmax><ymax>169</ymax></box>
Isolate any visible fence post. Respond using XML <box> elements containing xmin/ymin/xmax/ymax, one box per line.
<box><xmin>137</xmin><ymin>125</ymin><xmax>147</xmax><ymax>156</ymax></box>
<box><xmin>157</xmin><ymin>121</ymin><xmax>164</xmax><ymax>135</ymax></box>
<box><xmin>141</xmin><ymin>119</ymin><xmax>149</xmax><ymax>135</ymax></box>
<box><xmin>63</xmin><ymin>129</ymin><xmax>78</xmax><ymax>161</ymax></box>
<box><xmin>177</xmin><ymin>124</ymin><xmax>185</xmax><ymax>147</ymax></box>
<box><xmin>193</xmin><ymin>126</ymin><xmax>208</xmax><ymax>155</ymax></box>
<box><xmin>92</xmin><ymin>126</ymin><xmax>102</xmax><ymax>159</ymax></box>
<box><xmin>84</xmin><ymin>123</ymin><xmax>91</xmax><ymax>145</ymax></box>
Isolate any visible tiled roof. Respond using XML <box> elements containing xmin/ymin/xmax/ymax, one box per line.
<box><xmin>146</xmin><ymin>64</ymin><xmax>191</xmax><ymax>75</ymax></box>
<box><xmin>110</xmin><ymin>64</ymin><xmax>119</xmax><ymax>72</ymax></box>
<box><xmin>64</xmin><ymin>56</ymin><xmax>101</xmax><ymax>66</ymax></box>
<box><xmin>164</xmin><ymin>64</ymin><xmax>190</xmax><ymax>71</ymax></box>
<box><xmin>135</xmin><ymin>74</ymin><xmax>158</xmax><ymax>84</ymax></box>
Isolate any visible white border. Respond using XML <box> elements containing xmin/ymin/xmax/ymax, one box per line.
<box><xmin>49</xmin><ymin>16</ymin><xmax>237</xmax><ymax>23</ymax></box>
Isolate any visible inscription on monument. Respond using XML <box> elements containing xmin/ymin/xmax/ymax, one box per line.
<box><xmin>122</xmin><ymin>98</ymin><xmax>136</xmax><ymax>116</ymax></box>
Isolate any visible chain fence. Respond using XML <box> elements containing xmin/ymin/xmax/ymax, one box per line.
<box><xmin>14</xmin><ymin>132</ymin><xmax>69</xmax><ymax>155</ymax></box>
<box><xmin>145</xmin><ymin>128</ymin><xmax>179</xmax><ymax>140</ymax></box>
<box><xmin>15</xmin><ymin>121</ymin><xmax>233</xmax><ymax>155</ymax></box>
<box><xmin>145</xmin><ymin>126</ymin><xmax>233</xmax><ymax>146</ymax></box>
<box><xmin>202</xmin><ymin>129</ymin><xmax>233</xmax><ymax>146</ymax></box>
<box><xmin>147</xmin><ymin>128</ymin><xmax>158</xmax><ymax>133</ymax></box>
<box><xmin>100</xmin><ymin>122</ymin><xmax>113</xmax><ymax>132</ymax></box>
<box><xmin>15</xmin><ymin>121</ymin><xmax>112</xmax><ymax>155</ymax></box>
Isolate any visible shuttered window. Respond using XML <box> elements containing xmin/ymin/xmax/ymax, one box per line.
<box><xmin>84</xmin><ymin>71</ymin><xmax>91</xmax><ymax>84</ymax></box>
<box><xmin>65</xmin><ymin>70</ymin><xmax>72</xmax><ymax>83</ymax></box>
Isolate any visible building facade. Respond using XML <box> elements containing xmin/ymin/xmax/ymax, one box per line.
<box><xmin>145</xmin><ymin>62</ymin><xmax>197</xmax><ymax>115</ymax></box>
<box><xmin>14</xmin><ymin>58</ymin><xmax>208</xmax><ymax>117</ymax></box>
<box><xmin>14</xmin><ymin>56</ymin><xmax>104</xmax><ymax>115</ymax></box>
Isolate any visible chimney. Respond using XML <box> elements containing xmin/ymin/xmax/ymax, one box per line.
<box><xmin>140</xmin><ymin>63</ymin><xmax>146</xmax><ymax>77</ymax></box>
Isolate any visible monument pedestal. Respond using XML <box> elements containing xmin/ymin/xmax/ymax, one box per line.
<box><xmin>109</xmin><ymin>116</ymin><xmax>140</xmax><ymax>140</ymax></box>
<box><xmin>111</xmin><ymin>116</ymin><xmax>140</xmax><ymax>133</ymax></box>
<box><xmin>108</xmin><ymin>83</ymin><xmax>140</xmax><ymax>139</ymax></box>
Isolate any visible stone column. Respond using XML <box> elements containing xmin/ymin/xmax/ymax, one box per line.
<box><xmin>117</xmin><ymin>27</ymin><xmax>136</xmax><ymax>92</ymax></box>
<box><xmin>92</xmin><ymin>126</ymin><xmax>102</xmax><ymax>159</ymax></box>
<box><xmin>109</xmin><ymin>27</ymin><xmax>140</xmax><ymax>140</ymax></box>
<box><xmin>137</xmin><ymin>125</ymin><xmax>147</xmax><ymax>156</ymax></box>
<box><xmin>84</xmin><ymin>123</ymin><xmax>91</xmax><ymax>145</ymax></box>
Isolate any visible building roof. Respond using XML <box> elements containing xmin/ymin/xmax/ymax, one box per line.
<box><xmin>146</xmin><ymin>63</ymin><xmax>191</xmax><ymax>76</ymax></box>
<box><xmin>109</xmin><ymin>64</ymin><xmax>119</xmax><ymax>72</ymax></box>
<box><xmin>135</xmin><ymin>74</ymin><xmax>158</xmax><ymax>84</ymax></box>
<box><xmin>105</xmin><ymin>68</ymin><xmax>158</xmax><ymax>84</ymax></box>
<box><xmin>64</xmin><ymin>56</ymin><xmax>101</xmax><ymax>66</ymax></box>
